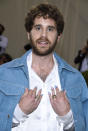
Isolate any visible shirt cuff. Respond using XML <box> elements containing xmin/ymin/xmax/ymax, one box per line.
<box><xmin>13</xmin><ymin>104</ymin><xmax>28</xmax><ymax>123</ymax></box>
<box><xmin>56</xmin><ymin>109</ymin><xmax>74</xmax><ymax>130</ymax></box>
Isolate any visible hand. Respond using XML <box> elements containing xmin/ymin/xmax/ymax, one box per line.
<box><xmin>49</xmin><ymin>87</ymin><xmax>70</xmax><ymax>116</ymax></box>
<box><xmin>19</xmin><ymin>87</ymin><xmax>42</xmax><ymax>115</ymax></box>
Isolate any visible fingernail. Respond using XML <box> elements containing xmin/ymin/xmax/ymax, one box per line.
<box><xmin>64</xmin><ymin>90</ymin><xmax>66</xmax><ymax>93</ymax></box>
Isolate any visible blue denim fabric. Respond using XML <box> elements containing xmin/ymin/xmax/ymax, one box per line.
<box><xmin>0</xmin><ymin>50</ymin><xmax>88</xmax><ymax>131</ymax></box>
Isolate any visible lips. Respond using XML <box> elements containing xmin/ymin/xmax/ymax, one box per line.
<box><xmin>37</xmin><ymin>38</ymin><xmax>49</xmax><ymax>46</ymax></box>
<box><xmin>38</xmin><ymin>41</ymin><xmax>48</xmax><ymax>45</ymax></box>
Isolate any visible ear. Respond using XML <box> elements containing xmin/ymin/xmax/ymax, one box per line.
<box><xmin>57</xmin><ymin>34</ymin><xmax>61</xmax><ymax>42</ymax></box>
<box><xmin>27</xmin><ymin>32</ymin><xmax>30</xmax><ymax>40</ymax></box>
<box><xmin>57</xmin><ymin>34</ymin><xmax>61</xmax><ymax>41</ymax></box>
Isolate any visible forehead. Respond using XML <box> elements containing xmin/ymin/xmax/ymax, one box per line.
<box><xmin>33</xmin><ymin>17</ymin><xmax>56</xmax><ymax>27</ymax></box>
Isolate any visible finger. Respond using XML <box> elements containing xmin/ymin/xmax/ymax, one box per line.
<box><xmin>64</xmin><ymin>90</ymin><xmax>69</xmax><ymax>101</ymax></box>
<box><xmin>37</xmin><ymin>94</ymin><xmax>42</xmax><ymax>102</ymax></box>
<box><xmin>28</xmin><ymin>89</ymin><xmax>33</xmax><ymax>97</ymax></box>
<box><xmin>48</xmin><ymin>92</ymin><xmax>52</xmax><ymax>100</ymax></box>
<box><xmin>55</xmin><ymin>87</ymin><xmax>60</xmax><ymax>95</ymax></box>
<box><xmin>51</xmin><ymin>87</ymin><xmax>55</xmax><ymax>96</ymax></box>
<box><xmin>59</xmin><ymin>90</ymin><xmax>69</xmax><ymax>104</ymax></box>
<box><xmin>52</xmin><ymin>95</ymin><xmax>57</xmax><ymax>100</ymax></box>
<box><xmin>64</xmin><ymin>90</ymin><xmax>66</xmax><ymax>95</ymax></box>
<box><xmin>35</xmin><ymin>89</ymin><xmax>42</xmax><ymax>100</ymax></box>
<box><xmin>35</xmin><ymin>95</ymin><xmax>42</xmax><ymax>105</ymax></box>
<box><xmin>35</xmin><ymin>94</ymin><xmax>42</xmax><ymax>106</ymax></box>
<box><xmin>32</xmin><ymin>87</ymin><xmax>37</xmax><ymax>98</ymax></box>
<box><xmin>37</xmin><ymin>89</ymin><xmax>42</xmax><ymax>96</ymax></box>
<box><xmin>22</xmin><ymin>88</ymin><xmax>29</xmax><ymax>97</ymax></box>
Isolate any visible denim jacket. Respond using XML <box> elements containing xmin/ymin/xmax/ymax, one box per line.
<box><xmin>0</xmin><ymin>50</ymin><xmax>88</xmax><ymax>131</ymax></box>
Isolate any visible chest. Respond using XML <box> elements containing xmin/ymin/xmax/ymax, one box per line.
<box><xmin>36</xmin><ymin>68</ymin><xmax>51</xmax><ymax>81</ymax></box>
<box><xmin>29</xmin><ymin>65</ymin><xmax>61</xmax><ymax>93</ymax></box>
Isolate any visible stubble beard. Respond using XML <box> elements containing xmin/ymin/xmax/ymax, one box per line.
<box><xmin>30</xmin><ymin>36</ymin><xmax>58</xmax><ymax>56</ymax></box>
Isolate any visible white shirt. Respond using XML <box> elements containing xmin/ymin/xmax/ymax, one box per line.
<box><xmin>12</xmin><ymin>52</ymin><xmax>74</xmax><ymax>131</ymax></box>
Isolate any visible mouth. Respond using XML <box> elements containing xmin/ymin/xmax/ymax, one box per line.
<box><xmin>38</xmin><ymin>41</ymin><xmax>48</xmax><ymax>45</ymax></box>
<box><xmin>37</xmin><ymin>39</ymin><xmax>49</xmax><ymax>47</ymax></box>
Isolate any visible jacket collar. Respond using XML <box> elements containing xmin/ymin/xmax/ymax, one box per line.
<box><xmin>6</xmin><ymin>50</ymin><xmax>76</xmax><ymax>73</ymax></box>
<box><xmin>54</xmin><ymin>52</ymin><xmax>76</xmax><ymax>73</ymax></box>
<box><xmin>5</xmin><ymin>49</ymin><xmax>32</xmax><ymax>68</ymax></box>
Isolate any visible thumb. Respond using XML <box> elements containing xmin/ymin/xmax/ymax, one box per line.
<box><xmin>64</xmin><ymin>90</ymin><xmax>69</xmax><ymax>100</ymax></box>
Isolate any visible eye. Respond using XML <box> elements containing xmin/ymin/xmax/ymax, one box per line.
<box><xmin>47</xmin><ymin>26</ymin><xmax>55</xmax><ymax>32</ymax></box>
<box><xmin>34</xmin><ymin>25</ymin><xmax>41</xmax><ymax>31</ymax></box>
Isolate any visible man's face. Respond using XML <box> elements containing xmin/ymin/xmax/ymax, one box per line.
<box><xmin>28</xmin><ymin>17</ymin><xmax>60</xmax><ymax>56</ymax></box>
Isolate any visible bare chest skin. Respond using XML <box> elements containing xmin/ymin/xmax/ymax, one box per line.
<box><xmin>32</xmin><ymin>64</ymin><xmax>54</xmax><ymax>82</ymax></box>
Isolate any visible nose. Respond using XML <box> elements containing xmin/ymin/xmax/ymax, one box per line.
<box><xmin>41</xmin><ymin>28</ymin><xmax>47</xmax><ymax>37</ymax></box>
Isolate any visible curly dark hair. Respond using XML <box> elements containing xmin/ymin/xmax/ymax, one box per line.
<box><xmin>25</xmin><ymin>3</ymin><xmax>64</xmax><ymax>35</ymax></box>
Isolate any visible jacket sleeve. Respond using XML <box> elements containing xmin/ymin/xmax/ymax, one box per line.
<box><xmin>81</xmin><ymin>78</ymin><xmax>88</xmax><ymax>131</ymax></box>
<box><xmin>82</xmin><ymin>97</ymin><xmax>88</xmax><ymax>131</ymax></box>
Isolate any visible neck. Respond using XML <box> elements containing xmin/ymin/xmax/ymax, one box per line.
<box><xmin>31</xmin><ymin>52</ymin><xmax>54</xmax><ymax>81</ymax></box>
<box><xmin>32</xmin><ymin>52</ymin><xmax>54</xmax><ymax>67</ymax></box>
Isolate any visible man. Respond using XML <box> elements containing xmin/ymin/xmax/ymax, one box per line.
<box><xmin>0</xmin><ymin>24</ymin><xmax>8</xmax><ymax>54</ymax></box>
<box><xmin>74</xmin><ymin>39</ymin><xmax>88</xmax><ymax>72</ymax></box>
<box><xmin>0</xmin><ymin>3</ymin><xmax>88</xmax><ymax>131</ymax></box>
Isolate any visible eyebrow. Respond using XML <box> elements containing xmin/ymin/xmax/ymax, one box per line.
<box><xmin>33</xmin><ymin>24</ymin><xmax>56</xmax><ymax>29</ymax></box>
<box><xmin>48</xmin><ymin>26</ymin><xmax>56</xmax><ymax>29</ymax></box>
<box><xmin>33</xmin><ymin>24</ymin><xmax>41</xmax><ymax>27</ymax></box>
